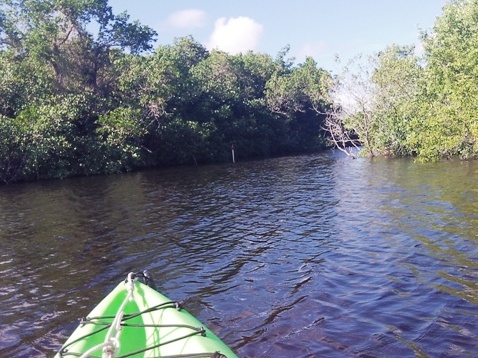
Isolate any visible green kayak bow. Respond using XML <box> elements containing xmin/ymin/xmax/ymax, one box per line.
<box><xmin>56</xmin><ymin>272</ymin><xmax>237</xmax><ymax>358</ymax></box>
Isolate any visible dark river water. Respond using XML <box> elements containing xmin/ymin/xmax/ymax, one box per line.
<box><xmin>1</xmin><ymin>152</ymin><xmax>477</xmax><ymax>357</ymax></box>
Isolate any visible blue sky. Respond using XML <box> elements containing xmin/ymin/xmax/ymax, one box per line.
<box><xmin>109</xmin><ymin>0</ymin><xmax>450</xmax><ymax>73</ymax></box>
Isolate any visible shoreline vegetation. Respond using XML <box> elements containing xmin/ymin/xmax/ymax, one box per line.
<box><xmin>1</xmin><ymin>0</ymin><xmax>477</xmax><ymax>184</ymax></box>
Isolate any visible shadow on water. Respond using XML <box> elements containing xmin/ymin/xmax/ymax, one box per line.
<box><xmin>0</xmin><ymin>153</ymin><xmax>477</xmax><ymax>357</ymax></box>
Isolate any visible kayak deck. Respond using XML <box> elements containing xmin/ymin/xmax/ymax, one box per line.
<box><xmin>56</xmin><ymin>273</ymin><xmax>237</xmax><ymax>357</ymax></box>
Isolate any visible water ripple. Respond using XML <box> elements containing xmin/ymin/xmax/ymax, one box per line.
<box><xmin>0</xmin><ymin>154</ymin><xmax>477</xmax><ymax>357</ymax></box>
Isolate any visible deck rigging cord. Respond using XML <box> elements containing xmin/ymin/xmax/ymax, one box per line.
<box><xmin>58</xmin><ymin>271</ymin><xmax>226</xmax><ymax>358</ymax></box>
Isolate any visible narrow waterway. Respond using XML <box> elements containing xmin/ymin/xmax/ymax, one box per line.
<box><xmin>0</xmin><ymin>152</ymin><xmax>477</xmax><ymax>357</ymax></box>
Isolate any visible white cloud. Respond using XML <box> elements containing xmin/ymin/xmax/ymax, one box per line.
<box><xmin>296</xmin><ymin>42</ymin><xmax>328</xmax><ymax>61</ymax></box>
<box><xmin>167</xmin><ymin>9</ymin><xmax>206</xmax><ymax>29</ymax></box>
<box><xmin>206</xmin><ymin>16</ymin><xmax>263</xmax><ymax>54</ymax></box>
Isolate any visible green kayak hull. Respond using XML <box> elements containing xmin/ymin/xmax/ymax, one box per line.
<box><xmin>56</xmin><ymin>279</ymin><xmax>237</xmax><ymax>357</ymax></box>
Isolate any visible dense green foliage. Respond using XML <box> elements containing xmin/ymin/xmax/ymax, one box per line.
<box><xmin>409</xmin><ymin>0</ymin><xmax>478</xmax><ymax>161</ymax></box>
<box><xmin>0</xmin><ymin>1</ymin><xmax>331</xmax><ymax>183</ymax></box>
<box><xmin>331</xmin><ymin>0</ymin><xmax>478</xmax><ymax>161</ymax></box>
<box><xmin>3</xmin><ymin>0</ymin><xmax>477</xmax><ymax>183</ymax></box>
